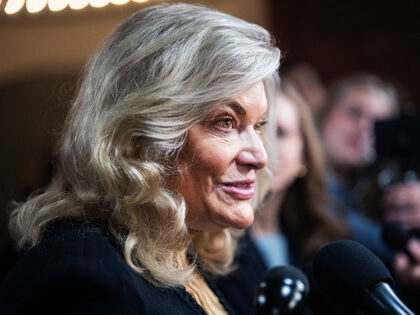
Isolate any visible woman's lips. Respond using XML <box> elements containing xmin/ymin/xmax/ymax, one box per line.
<box><xmin>221</xmin><ymin>180</ymin><xmax>255</xmax><ymax>199</ymax></box>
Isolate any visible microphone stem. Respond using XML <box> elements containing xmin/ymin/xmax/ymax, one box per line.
<box><xmin>359</xmin><ymin>282</ymin><xmax>415</xmax><ymax>315</ymax></box>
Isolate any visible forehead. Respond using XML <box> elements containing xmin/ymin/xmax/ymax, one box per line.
<box><xmin>231</xmin><ymin>81</ymin><xmax>268</xmax><ymax>116</ymax></box>
<box><xmin>338</xmin><ymin>86</ymin><xmax>394</xmax><ymax>118</ymax></box>
<box><xmin>275</xmin><ymin>94</ymin><xmax>299</xmax><ymax>126</ymax></box>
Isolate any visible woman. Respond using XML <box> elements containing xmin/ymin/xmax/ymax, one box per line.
<box><xmin>0</xmin><ymin>4</ymin><xmax>280</xmax><ymax>314</ymax></box>
<box><xmin>215</xmin><ymin>83</ymin><xmax>347</xmax><ymax>315</ymax></box>
<box><xmin>251</xmin><ymin>83</ymin><xmax>346</xmax><ymax>265</ymax></box>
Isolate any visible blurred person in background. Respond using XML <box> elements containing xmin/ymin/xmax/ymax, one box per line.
<box><xmin>319</xmin><ymin>73</ymin><xmax>420</xmax><ymax>310</ymax></box>
<box><xmin>251</xmin><ymin>83</ymin><xmax>347</xmax><ymax>266</ymax></box>
<box><xmin>319</xmin><ymin>74</ymin><xmax>413</xmax><ymax>258</ymax></box>
<box><xmin>215</xmin><ymin>83</ymin><xmax>347</xmax><ymax>315</ymax></box>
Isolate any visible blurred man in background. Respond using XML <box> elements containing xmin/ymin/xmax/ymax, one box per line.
<box><xmin>319</xmin><ymin>73</ymin><xmax>420</xmax><ymax>310</ymax></box>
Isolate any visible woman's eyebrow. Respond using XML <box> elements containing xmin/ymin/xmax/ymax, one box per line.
<box><xmin>226</xmin><ymin>102</ymin><xmax>246</xmax><ymax>116</ymax></box>
<box><xmin>261</xmin><ymin>111</ymin><xmax>268</xmax><ymax>120</ymax></box>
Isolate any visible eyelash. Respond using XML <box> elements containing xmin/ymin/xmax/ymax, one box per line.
<box><xmin>215</xmin><ymin>117</ymin><xmax>236</xmax><ymax>130</ymax></box>
<box><xmin>276</xmin><ymin>126</ymin><xmax>285</xmax><ymax>137</ymax></box>
<box><xmin>255</xmin><ymin>121</ymin><xmax>268</xmax><ymax>134</ymax></box>
<box><xmin>212</xmin><ymin>116</ymin><xmax>267</xmax><ymax>134</ymax></box>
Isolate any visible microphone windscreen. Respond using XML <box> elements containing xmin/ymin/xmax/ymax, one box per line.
<box><xmin>302</xmin><ymin>263</ymin><xmax>343</xmax><ymax>314</ymax></box>
<box><xmin>254</xmin><ymin>265</ymin><xmax>310</xmax><ymax>315</ymax></box>
<box><xmin>262</xmin><ymin>265</ymin><xmax>309</xmax><ymax>295</ymax></box>
<box><xmin>312</xmin><ymin>240</ymin><xmax>394</xmax><ymax>311</ymax></box>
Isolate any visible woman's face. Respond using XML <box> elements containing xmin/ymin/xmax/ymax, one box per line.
<box><xmin>173</xmin><ymin>81</ymin><xmax>268</xmax><ymax>231</ymax></box>
<box><xmin>269</xmin><ymin>93</ymin><xmax>304</xmax><ymax>193</ymax></box>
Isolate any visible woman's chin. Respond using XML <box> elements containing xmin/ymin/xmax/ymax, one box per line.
<box><xmin>229</xmin><ymin>208</ymin><xmax>254</xmax><ymax>230</ymax></box>
<box><xmin>187</xmin><ymin>203</ymin><xmax>255</xmax><ymax>231</ymax></box>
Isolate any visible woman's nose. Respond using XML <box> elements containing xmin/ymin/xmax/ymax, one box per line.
<box><xmin>237</xmin><ymin>127</ymin><xmax>268</xmax><ymax>170</ymax></box>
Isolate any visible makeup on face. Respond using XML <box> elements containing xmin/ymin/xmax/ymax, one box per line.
<box><xmin>172</xmin><ymin>81</ymin><xmax>269</xmax><ymax>231</ymax></box>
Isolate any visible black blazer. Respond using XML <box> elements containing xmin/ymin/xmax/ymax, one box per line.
<box><xmin>213</xmin><ymin>233</ymin><xmax>266</xmax><ymax>315</ymax></box>
<box><xmin>0</xmin><ymin>219</ymin><xmax>235</xmax><ymax>315</ymax></box>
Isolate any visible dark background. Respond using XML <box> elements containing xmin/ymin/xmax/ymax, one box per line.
<box><xmin>272</xmin><ymin>0</ymin><xmax>420</xmax><ymax>106</ymax></box>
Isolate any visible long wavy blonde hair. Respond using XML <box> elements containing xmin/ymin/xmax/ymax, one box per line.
<box><xmin>9</xmin><ymin>3</ymin><xmax>280</xmax><ymax>287</ymax></box>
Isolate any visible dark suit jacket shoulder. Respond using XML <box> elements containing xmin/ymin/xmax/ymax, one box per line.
<box><xmin>0</xmin><ymin>219</ymin><xmax>225</xmax><ymax>315</ymax></box>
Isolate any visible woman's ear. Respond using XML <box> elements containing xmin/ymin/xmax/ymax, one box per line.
<box><xmin>296</xmin><ymin>164</ymin><xmax>307</xmax><ymax>178</ymax></box>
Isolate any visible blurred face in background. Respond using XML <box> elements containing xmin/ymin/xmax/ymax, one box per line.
<box><xmin>322</xmin><ymin>86</ymin><xmax>394</xmax><ymax>171</ymax></box>
<box><xmin>269</xmin><ymin>93</ymin><xmax>304</xmax><ymax>194</ymax></box>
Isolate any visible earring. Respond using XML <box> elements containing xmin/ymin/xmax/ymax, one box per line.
<box><xmin>296</xmin><ymin>164</ymin><xmax>307</xmax><ymax>178</ymax></box>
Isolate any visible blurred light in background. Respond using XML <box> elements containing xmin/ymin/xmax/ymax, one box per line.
<box><xmin>4</xmin><ymin>0</ymin><xmax>25</xmax><ymax>14</ymax></box>
<box><xmin>26</xmin><ymin>0</ymin><xmax>47</xmax><ymax>13</ymax></box>
<box><xmin>110</xmin><ymin>0</ymin><xmax>130</xmax><ymax>5</ymax></box>
<box><xmin>89</xmin><ymin>0</ymin><xmax>108</xmax><ymax>8</ymax></box>
<box><xmin>48</xmin><ymin>0</ymin><xmax>67</xmax><ymax>11</ymax></box>
<box><xmin>2</xmin><ymin>0</ymin><xmax>148</xmax><ymax>14</ymax></box>
<box><xmin>69</xmin><ymin>0</ymin><xmax>88</xmax><ymax>10</ymax></box>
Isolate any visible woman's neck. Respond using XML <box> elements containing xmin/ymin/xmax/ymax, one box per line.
<box><xmin>251</xmin><ymin>192</ymin><xmax>284</xmax><ymax>237</ymax></box>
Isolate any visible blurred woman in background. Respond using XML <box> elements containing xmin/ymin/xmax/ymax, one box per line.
<box><xmin>252</xmin><ymin>83</ymin><xmax>347</xmax><ymax>266</ymax></box>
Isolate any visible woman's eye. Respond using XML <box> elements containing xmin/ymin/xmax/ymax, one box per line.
<box><xmin>277</xmin><ymin>126</ymin><xmax>285</xmax><ymax>138</ymax></box>
<box><xmin>216</xmin><ymin>118</ymin><xmax>234</xmax><ymax>129</ymax></box>
<box><xmin>255</xmin><ymin>121</ymin><xmax>267</xmax><ymax>134</ymax></box>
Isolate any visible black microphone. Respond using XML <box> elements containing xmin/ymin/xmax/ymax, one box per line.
<box><xmin>301</xmin><ymin>263</ymin><xmax>343</xmax><ymax>315</ymax></box>
<box><xmin>254</xmin><ymin>265</ymin><xmax>310</xmax><ymax>315</ymax></box>
<box><xmin>313</xmin><ymin>240</ymin><xmax>415</xmax><ymax>315</ymax></box>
